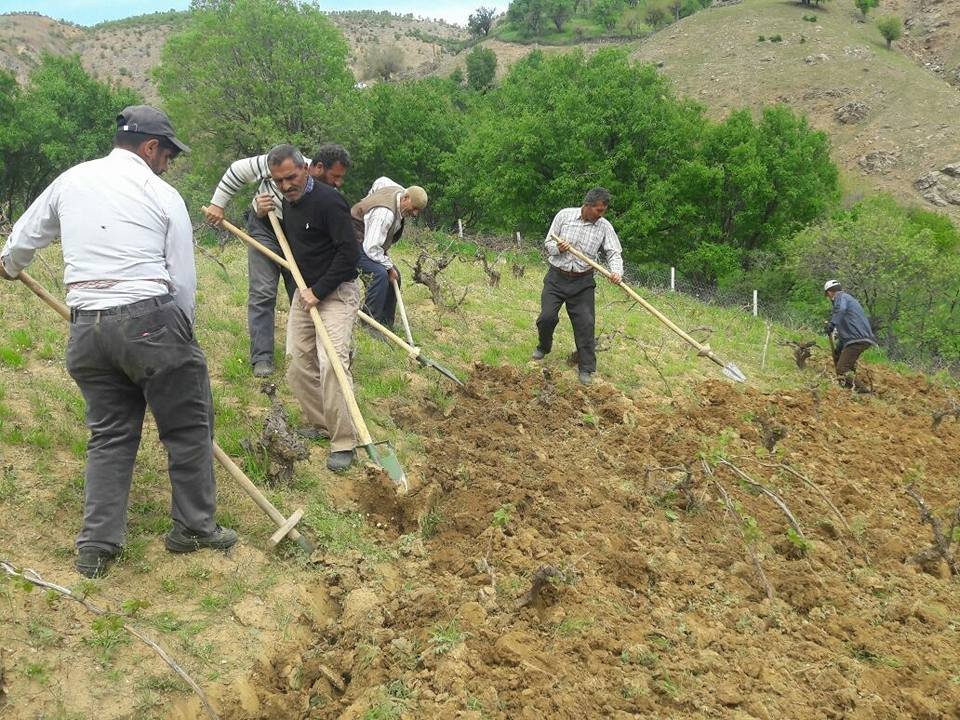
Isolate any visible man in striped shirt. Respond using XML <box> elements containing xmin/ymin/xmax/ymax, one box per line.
<box><xmin>533</xmin><ymin>187</ymin><xmax>623</xmax><ymax>385</ymax></box>
<box><xmin>203</xmin><ymin>143</ymin><xmax>351</xmax><ymax>377</ymax></box>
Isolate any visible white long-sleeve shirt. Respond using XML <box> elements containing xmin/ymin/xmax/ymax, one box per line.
<box><xmin>361</xmin><ymin>176</ymin><xmax>403</xmax><ymax>270</ymax></box>
<box><xmin>544</xmin><ymin>207</ymin><xmax>624</xmax><ymax>275</ymax></box>
<box><xmin>1</xmin><ymin>148</ymin><xmax>197</xmax><ymax>320</ymax></box>
<box><xmin>209</xmin><ymin>152</ymin><xmax>311</xmax><ymax>221</ymax></box>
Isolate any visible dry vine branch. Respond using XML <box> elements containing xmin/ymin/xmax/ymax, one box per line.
<box><xmin>409</xmin><ymin>250</ymin><xmax>467</xmax><ymax>311</ymax></box>
<box><xmin>517</xmin><ymin>565</ymin><xmax>560</xmax><ymax>609</ymax></box>
<box><xmin>760</xmin><ymin>322</ymin><xmax>772</xmax><ymax>370</ymax></box>
<box><xmin>931</xmin><ymin>400</ymin><xmax>960</xmax><ymax>432</ymax></box>
<box><xmin>780</xmin><ymin>340</ymin><xmax>818</xmax><ymax>370</ymax></box>
<box><xmin>904</xmin><ymin>485</ymin><xmax>959</xmax><ymax>575</ymax></box>
<box><xmin>718</xmin><ymin>459</ymin><xmax>805</xmax><ymax>538</ymax></box>
<box><xmin>473</xmin><ymin>249</ymin><xmax>501</xmax><ymax>288</ymax></box>
<box><xmin>703</xmin><ymin>462</ymin><xmax>774</xmax><ymax>601</ymax></box>
<box><xmin>0</xmin><ymin>560</ymin><xmax>219</xmax><ymax>720</ymax></box>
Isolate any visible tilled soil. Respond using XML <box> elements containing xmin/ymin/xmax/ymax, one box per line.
<box><xmin>196</xmin><ymin>362</ymin><xmax>960</xmax><ymax>720</ymax></box>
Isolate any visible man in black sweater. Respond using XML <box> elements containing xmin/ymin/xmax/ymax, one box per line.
<box><xmin>260</xmin><ymin>144</ymin><xmax>360</xmax><ymax>471</ymax></box>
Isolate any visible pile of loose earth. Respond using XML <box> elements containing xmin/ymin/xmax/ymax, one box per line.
<box><xmin>200</xmin><ymin>362</ymin><xmax>960</xmax><ymax>720</ymax></box>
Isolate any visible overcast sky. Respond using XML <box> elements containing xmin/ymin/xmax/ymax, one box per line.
<box><xmin>0</xmin><ymin>1</ymin><xmax>507</xmax><ymax>26</ymax></box>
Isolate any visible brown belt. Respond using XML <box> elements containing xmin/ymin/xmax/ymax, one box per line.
<box><xmin>550</xmin><ymin>266</ymin><xmax>593</xmax><ymax>278</ymax></box>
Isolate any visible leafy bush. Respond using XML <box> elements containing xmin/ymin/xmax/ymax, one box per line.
<box><xmin>466</xmin><ymin>46</ymin><xmax>497</xmax><ymax>91</ymax></box>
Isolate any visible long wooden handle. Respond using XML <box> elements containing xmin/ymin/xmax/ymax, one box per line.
<box><xmin>390</xmin><ymin>277</ymin><xmax>415</xmax><ymax>346</ymax></box>
<box><xmin>549</xmin><ymin>232</ymin><xmax>717</xmax><ymax>361</ymax></box>
<box><xmin>18</xmin><ymin>271</ymin><xmax>70</xmax><ymax>321</ymax></box>
<box><xmin>266</xmin><ymin>211</ymin><xmax>374</xmax><ymax>446</ymax></box>
<box><xmin>209</xmin><ymin>209</ymin><xmax>422</xmax><ymax>361</ymax></box>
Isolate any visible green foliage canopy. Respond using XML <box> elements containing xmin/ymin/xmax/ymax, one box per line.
<box><xmin>466</xmin><ymin>46</ymin><xmax>498</xmax><ymax>91</ymax></box>
<box><xmin>155</xmin><ymin>0</ymin><xmax>355</xmax><ymax>184</ymax></box>
<box><xmin>0</xmin><ymin>55</ymin><xmax>139</xmax><ymax>219</ymax></box>
<box><xmin>876</xmin><ymin>15</ymin><xmax>903</xmax><ymax>49</ymax></box>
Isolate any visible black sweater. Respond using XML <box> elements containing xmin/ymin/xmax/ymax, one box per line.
<box><xmin>282</xmin><ymin>182</ymin><xmax>359</xmax><ymax>301</ymax></box>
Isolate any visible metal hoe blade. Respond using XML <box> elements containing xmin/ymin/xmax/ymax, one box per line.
<box><xmin>417</xmin><ymin>355</ymin><xmax>464</xmax><ymax>387</ymax></box>
<box><xmin>722</xmin><ymin>362</ymin><xmax>747</xmax><ymax>384</ymax></box>
<box><xmin>365</xmin><ymin>442</ymin><xmax>409</xmax><ymax>494</ymax></box>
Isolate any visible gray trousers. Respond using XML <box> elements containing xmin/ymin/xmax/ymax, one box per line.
<box><xmin>536</xmin><ymin>266</ymin><xmax>597</xmax><ymax>373</ymax></box>
<box><xmin>246</xmin><ymin>211</ymin><xmax>295</xmax><ymax>365</ymax></box>
<box><xmin>66</xmin><ymin>295</ymin><xmax>218</xmax><ymax>552</ymax></box>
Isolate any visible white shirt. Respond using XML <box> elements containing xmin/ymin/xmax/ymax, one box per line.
<box><xmin>361</xmin><ymin>176</ymin><xmax>403</xmax><ymax>269</ymax></box>
<box><xmin>544</xmin><ymin>207</ymin><xmax>624</xmax><ymax>275</ymax></box>
<box><xmin>1</xmin><ymin>148</ymin><xmax>197</xmax><ymax>320</ymax></box>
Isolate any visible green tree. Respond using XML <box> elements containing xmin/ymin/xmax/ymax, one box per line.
<box><xmin>645</xmin><ymin>5</ymin><xmax>667</xmax><ymax>27</ymax></box>
<box><xmin>364</xmin><ymin>44</ymin><xmax>406</xmax><ymax>80</ymax></box>
<box><xmin>507</xmin><ymin>0</ymin><xmax>546</xmax><ymax>37</ymax></box>
<box><xmin>787</xmin><ymin>195</ymin><xmax>960</xmax><ymax>362</ymax></box>
<box><xmin>854</xmin><ymin>0</ymin><xmax>878</xmax><ymax>17</ymax></box>
<box><xmin>468</xmin><ymin>6</ymin><xmax>497</xmax><ymax>36</ymax></box>
<box><xmin>351</xmin><ymin>79</ymin><xmax>466</xmax><ymax>224</ymax></box>
<box><xmin>155</xmin><ymin>0</ymin><xmax>355</xmax><ymax>184</ymax></box>
<box><xmin>876</xmin><ymin>15</ymin><xmax>902</xmax><ymax>49</ymax></box>
<box><xmin>546</xmin><ymin>0</ymin><xmax>575</xmax><ymax>31</ymax></box>
<box><xmin>0</xmin><ymin>55</ymin><xmax>139</xmax><ymax>219</ymax></box>
<box><xmin>466</xmin><ymin>46</ymin><xmax>498</xmax><ymax>91</ymax></box>
<box><xmin>593</xmin><ymin>0</ymin><xmax>625</xmax><ymax>30</ymax></box>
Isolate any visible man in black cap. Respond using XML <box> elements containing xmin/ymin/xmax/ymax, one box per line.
<box><xmin>823</xmin><ymin>279</ymin><xmax>876</xmax><ymax>392</ymax></box>
<box><xmin>0</xmin><ymin>105</ymin><xmax>237</xmax><ymax>578</ymax></box>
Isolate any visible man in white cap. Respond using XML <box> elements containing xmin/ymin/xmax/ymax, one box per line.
<box><xmin>0</xmin><ymin>105</ymin><xmax>237</xmax><ymax>577</ymax></box>
<box><xmin>823</xmin><ymin>279</ymin><xmax>876</xmax><ymax>392</ymax></box>
<box><xmin>350</xmin><ymin>177</ymin><xmax>428</xmax><ymax>328</ymax></box>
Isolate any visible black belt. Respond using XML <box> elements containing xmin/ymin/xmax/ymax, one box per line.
<box><xmin>551</xmin><ymin>266</ymin><xmax>593</xmax><ymax>278</ymax></box>
<box><xmin>69</xmin><ymin>294</ymin><xmax>173</xmax><ymax>322</ymax></box>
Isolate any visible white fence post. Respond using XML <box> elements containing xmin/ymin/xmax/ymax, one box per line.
<box><xmin>516</xmin><ymin>231</ymin><xmax>521</xmax><ymax>249</ymax></box>
<box><xmin>457</xmin><ymin>219</ymin><xmax>463</xmax><ymax>239</ymax></box>
<box><xmin>670</xmin><ymin>267</ymin><xmax>675</xmax><ymax>292</ymax></box>
<box><xmin>752</xmin><ymin>290</ymin><xmax>758</xmax><ymax>317</ymax></box>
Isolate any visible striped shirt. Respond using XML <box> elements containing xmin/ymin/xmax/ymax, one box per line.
<box><xmin>209</xmin><ymin>152</ymin><xmax>311</xmax><ymax>221</ymax></box>
<box><xmin>360</xmin><ymin>176</ymin><xmax>403</xmax><ymax>269</ymax></box>
<box><xmin>544</xmin><ymin>207</ymin><xmax>624</xmax><ymax>275</ymax></box>
<box><xmin>1</xmin><ymin>149</ymin><xmax>196</xmax><ymax>319</ymax></box>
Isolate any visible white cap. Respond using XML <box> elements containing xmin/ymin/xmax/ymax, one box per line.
<box><xmin>823</xmin><ymin>279</ymin><xmax>842</xmax><ymax>293</ymax></box>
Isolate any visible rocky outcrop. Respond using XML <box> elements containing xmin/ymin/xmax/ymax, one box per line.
<box><xmin>835</xmin><ymin>101</ymin><xmax>869</xmax><ymax>124</ymax></box>
<box><xmin>914</xmin><ymin>165</ymin><xmax>960</xmax><ymax>206</ymax></box>
<box><xmin>858</xmin><ymin>150</ymin><xmax>899</xmax><ymax>175</ymax></box>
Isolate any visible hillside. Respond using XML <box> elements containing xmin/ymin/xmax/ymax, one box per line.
<box><xmin>0</xmin><ymin>10</ymin><xmax>468</xmax><ymax>103</ymax></box>
<box><xmin>0</xmin><ymin>230</ymin><xmax>959</xmax><ymax>719</ymax></box>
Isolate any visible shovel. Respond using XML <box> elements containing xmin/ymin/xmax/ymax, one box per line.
<box><xmin>549</xmin><ymin>233</ymin><xmax>747</xmax><ymax>383</ymax></box>
<box><xmin>213</xmin><ymin>211</ymin><xmax>463</xmax><ymax>388</ymax></box>
<box><xmin>390</xmin><ymin>277</ymin><xmax>416</xmax><ymax>346</ymax></box>
<box><xmin>13</xmin><ymin>271</ymin><xmax>315</xmax><ymax>554</ymax></box>
<box><xmin>266</xmin><ymin>211</ymin><xmax>408</xmax><ymax>493</ymax></box>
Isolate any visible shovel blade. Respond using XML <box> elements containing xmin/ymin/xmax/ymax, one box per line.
<box><xmin>418</xmin><ymin>355</ymin><xmax>464</xmax><ymax>387</ymax></box>
<box><xmin>723</xmin><ymin>362</ymin><xmax>747</xmax><ymax>383</ymax></box>
<box><xmin>364</xmin><ymin>441</ymin><xmax>409</xmax><ymax>494</ymax></box>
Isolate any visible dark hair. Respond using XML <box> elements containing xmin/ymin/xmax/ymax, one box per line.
<box><xmin>113</xmin><ymin>131</ymin><xmax>181</xmax><ymax>158</ymax></box>
<box><xmin>583</xmin><ymin>187</ymin><xmax>611</xmax><ymax>207</ymax></box>
<box><xmin>266</xmin><ymin>143</ymin><xmax>306</xmax><ymax>168</ymax></box>
<box><xmin>311</xmin><ymin>143</ymin><xmax>351</xmax><ymax>169</ymax></box>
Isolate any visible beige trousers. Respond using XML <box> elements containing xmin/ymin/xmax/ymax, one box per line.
<box><xmin>286</xmin><ymin>281</ymin><xmax>360</xmax><ymax>452</ymax></box>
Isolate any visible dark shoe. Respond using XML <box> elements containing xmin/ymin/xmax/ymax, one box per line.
<box><xmin>165</xmin><ymin>524</ymin><xmax>238</xmax><ymax>554</ymax></box>
<box><xmin>578</xmin><ymin>371</ymin><xmax>593</xmax><ymax>385</ymax></box>
<box><xmin>296</xmin><ymin>424</ymin><xmax>330</xmax><ymax>441</ymax></box>
<box><xmin>252</xmin><ymin>361</ymin><xmax>275</xmax><ymax>378</ymax></box>
<box><xmin>75</xmin><ymin>547</ymin><xmax>118</xmax><ymax>578</ymax></box>
<box><xmin>531</xmin><ymin>348</ymin><xmax>546</xmax><ymax>360</ymax></box>
<box><xmin>326</xmin><ymin>449</ymin><xmax>356</xmax><ymax>472</ymax></box>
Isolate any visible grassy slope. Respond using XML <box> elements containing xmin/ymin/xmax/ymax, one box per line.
<box><xmin>0</xmin><ymin>225</ymin><xmax>955</xmax><ymax>717</ymax></box>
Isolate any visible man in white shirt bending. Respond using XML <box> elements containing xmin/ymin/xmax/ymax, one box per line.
<box><xmin>0</xmin><ymin>105</ymin><xmax>237</xmax><ymax>578</ymax></box>
<box><xmin>350</xmin><ymin>176</ymin><xmax>428</xmax><ymax>328</ymax></box>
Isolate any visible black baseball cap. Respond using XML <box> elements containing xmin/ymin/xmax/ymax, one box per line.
<box><xmin>116</xmin><ymin>105</ymin><xmax>190</xmax><ymax>153</ymax></box>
